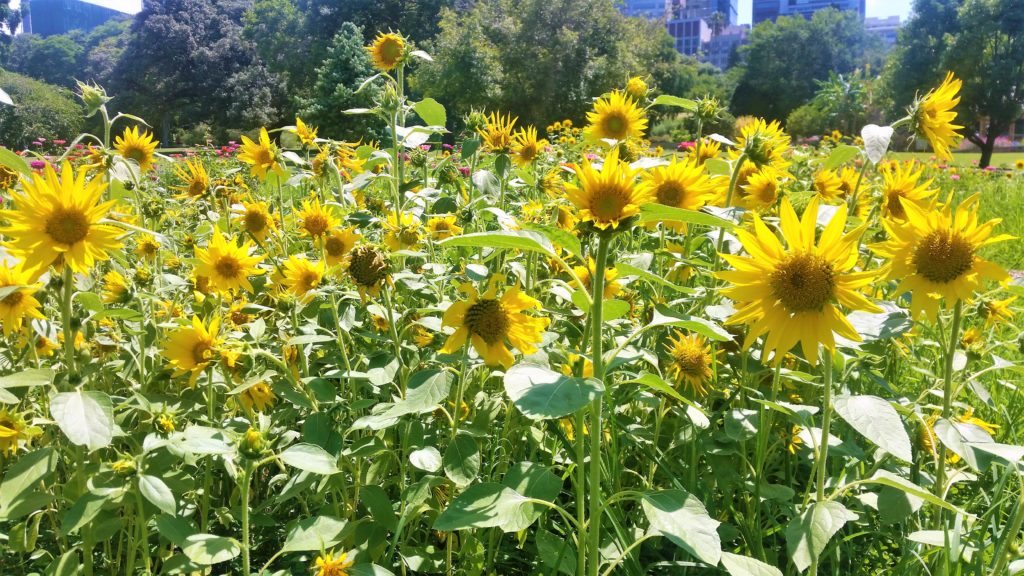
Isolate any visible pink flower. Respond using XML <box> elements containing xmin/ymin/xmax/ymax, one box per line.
<box><xmin>458</xmin><ymin>166</ymin><xmax>470</xmax><ymax>177</ymax></box>
<box><xmin>676</xmin><ymin>141</ymin><xmax>695</xmax><ymax>151</ymax></box>
<box><xmin>53</xmin><ymin>139</ymin><xmax>67</xmax><ymax>145</ymax></box>
<box><xmin>30</xmin><ymin>160</ymin><xmax>46</xmax><ymax>170</ymax></box>
<box><xmin>950</xmin><ymin>174</ymin><xmax>961</xmax><ymax>181</ymax></box>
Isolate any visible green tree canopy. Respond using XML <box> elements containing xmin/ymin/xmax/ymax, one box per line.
<box><xmin>6</xmin><ymin>34</ymin><xmax>83</xmax><ymax>88</ymax></box>
<box><xmin>0</xmin><ymin>69</ymin><xmax>83</xmax><ymax>147</ymax></box>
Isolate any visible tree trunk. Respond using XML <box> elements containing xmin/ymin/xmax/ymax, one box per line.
<box><xmin>979</xmin><ymin>139</ymin><xmax>994</xmax><ymax>169</ymax></box>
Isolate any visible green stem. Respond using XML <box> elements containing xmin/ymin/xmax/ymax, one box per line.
<box><xmin>709</xmin><ymin>153</ymin><xmax>747</xmax><ymax>283</ymax></box>
<box><xmin>134</xmin><ymin>485</ymin><xmax>152</xmax><ymax>574</ymax></box>
<box><xmin>991</xmin><ymin>472</ymin><xmax>1024</xmax><ymax>576</ymax></box>
<box><xmin>60</xmin><ymin>265</ymin><xmax>77</xmax><ymax>381</ymax></box>
<box><xmin>809</xmin><ymin>350</ymin><xmax>834</xmax><ymax>576</ymax></box>
<box><xmin>934</xmin><ymin>301</ymin><xmax>963</xmax><ymax>504</ymax></box>
<box><xmin>450</xmin><ymin>345</ymin><xmax>471</xmax><ymax>438</ymax></box>
<box><xmin>201</xmin><ymin>369</ymin><xmax>215</xmax><ymax>532</ymax></box>
<box><xmin>240</xmin><ymin>461</ymin><xmax>253</xmax><ymax>576</ymax></box>
<box><xmin>587</xmin><ymin>233</ymin><xmax>611</xmax><ymax>576</ymax></box>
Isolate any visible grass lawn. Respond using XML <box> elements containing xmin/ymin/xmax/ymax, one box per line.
<box><xmin>891</xmin><ymin>150</ymin><xmax>1024</xmax><ymax>168</ymax></box>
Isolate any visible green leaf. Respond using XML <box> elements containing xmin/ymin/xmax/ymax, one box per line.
<box><xmin>639</xmin><ymin>203</ymin><xmax>735</xmax><ymax>229</ymax></box>
<box><xmin>409</xmin><ymin>447</ymin><xmax>443</xmax><ymax>472</ymax></box>
<box><xmin>414</xmin><ymin>98</ymin><xmax>446</xmax><ymax>127</ymax></box>
<box><xmin>602</xmin><ymin>299</ymin><xmax>630</xmax><ymax>322</ymax></box>
<box><xmin>785</xmin><ymin>501</ymin><xmax>857</xmax><ymax>572</ymax></box>
<box><xmin>439</xmin><ymin>230</ymin><xmax>555</xmax><ymax>257</ymax></box>
<box><xmin>522</xmin><ymin>223</ymin><xmax>582</xmax><ymax>259</ymax></box>
<box><xmin>0</xmin><ymin>147</ymin><xmax>30</xmax><ymax>176</ymax></box>
<box><xmin>720</xmin><ymin>552</ymin><xmax>783</xmax><ymax>576</ymax></box>
<box><xmin>0</xmin><ymin>448</ymin><xmax>57</xmax><ymax>521</ymax></box>
<box><xmin>504</xmin><ymin>363</ymin><xmax>604</xmax><ymax>420</ymax></box>
<box><xmin>832</xmin><ymin>395</ymin><xmax>912</xmax><ymax>462</ymax></box>
<box><xmin>182</xmin><ymin>534</ymin><xmax>241</xmax><ymax>565</ymax></box>
<box><xmin>861</xmin><ymin>124</ymin><xmax>893</xmax><ymax>164</ymax></box>
<box><xmin>281</xmin><ymin>516</ymin><xmax>348</xmax><ymax>553</ymax></box>
<box><xmin>823</xmin><ymin>145</ymin><xmax>861</xmax><ymax>170</ymax></box>
<box><xmin>0</xmin><ymin>368</ymin><xmax>53</xmax><ymax>389</ymax></box>
<box><xmin>433</xmin><ymin>483</ymin><xmax>535</xmax><ymax>532</ymax></box>
<box><xmin>537</xmin><ymin>528</ymin><xmax>576</xmax><ymax>575</ymax></box>
<box><xmin>622</xmin><ymin>372</ymin><xmax>686</xmax><ymax>403</ymax></box>
<box><xmin>61</xmin><ymin>490</ymin><xmax>114</xmax><ymax>536</ymax></box>
<box><xmin>286</xmin><ymin>334</ymin><xmax>335</xmax><ymax>346</ymax></box>
<box><xmin>862</xmin><ymin>470</ymin><xmax>963</xmax><ymax>516</ymax></box>
<box><xmin>389</xmin><ymin>370</ymin><xmax>453</xmax><ymax>417</ymax></box>
<box><xmin>50</xmin><ymin>390</ymin><xmax>114</xmax><ymax>451</ymax></box>
<box><xmin>641</xmin><ymin>489</ymin><xmax>722</xmax><ymax>565</ymax></box>
<box><xmin>502</xmin><ymin>461</ymin><xmax>562</xmax><ymax>530</ymax></box>
<box><xmin>279</xmin><ymin>443</ymin><xmax>339</xmax><ymax>475</ymax></box>
<box><xmin>650</xmin><ymin>305</ymin><xmax>732</xmax><ymax>341</ymax></box>
<box><xmin>652</xmin><ymin>94</ymin><xmax>698</xmax><ymax>111</ymax></box>
<box><xmin>443</xmin><ymin>433</ymin><xmax>480</xmax><ymax>487</ymax></box>
<box><xmin>615</xmin><ymin>262</ymin><xmax>692</xmax><ymax>294</ymax></box>
<box><xmin>154</xmin><ymin>514</ymin><xmax>196</xmax><ymax>548</ymax></box>
<box><xmin>138</xmin><ymin>475</ymin><xmax>176</xmax><ymax>515</ymax></box>
<box><xmin>91</xmin><ymin>307</ymin><xmax>144</xmax><ymax>322</ymax></box>
<box><xmin>349</xmin><ymin>564</ymin><xmax>397</xmax><ymax>576</ymax></box>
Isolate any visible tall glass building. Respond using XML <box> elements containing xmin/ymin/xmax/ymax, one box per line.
<box><xmin>23</xmin><ymin>0</ymin><xmax>130</xmax><ymax>37</ymax></box>
<box><xmin>753</xmin><ymin>0</ymin><xmax>866</xmax><ymax>24</ymax></box>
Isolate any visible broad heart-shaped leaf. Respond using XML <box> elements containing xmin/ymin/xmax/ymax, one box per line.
<box><xmin>391</xmin><ymin>370</ymin><xmax>453</xmax><ymax>416</ymax></box>
<box><xmin>0</xmin><ymin>368</ymin><xmax>54</xmax><ymax>388</ymax></box>
<box><xmin>349</xmin><ymin>564</ymin><xmax>397</xmax><ymax>576</ymax></box>
<box><xmin>502</xmin><ymin>461</ymin><xmax>563</xmax><ymax>530</ymax></box>
<box><xmin>833</xmin><ymin>394</ymin><xmax>913</xmax><ymax>462</ymax></box>
<box><xmin>504</xmin><ymin>363</ymin><xmax>604</xmax><ymax>420</ymax></box>
<box><xmin>537</xmin><ymin>528</ymin><xmax>576</xmax><ymax>575</ymax></box>
<box><xmin>823</xmin><ymin>144</ymin><xmax>861</xmax><ymax>170</ymax></box>
<box><xmin>639</xmin><ymin>203</ymin><xmax>736</xmax><ymax>229</ymax></box>
<box><xmin>720</xmin><ymin>552</ymin><xmax>783</xmax><ymax>576</ymax></box>
<box><xmin>281</xmin><ymin>516</ymin><xmax>347</xmax><ymax>552</ymax></box>
<box><xmin>409</xmin><ymin>447</ymin><xmax>443</xmax><ymax>472</ymax></box>
<box><xmin>182</xmin><ymin>534</ymin><xmax>241</xmax><ymax>565</ymax></box>
<box><xmin>279</xmin><ymin>443</ymin><xmax>340</xmax><ymax>475</ymax></box>
<box><xmin>414</xmin><ymin>98</ymin><xmax>446</xmax><ymax>128</ymax></box>
<box><xmin>50</xmin><ymin>390</ymin><xmax>114</xmax><ymax>451</ymax></box>
<box><xmin>641</xmin><ymin>489</ymin><xmax>722</xmax><ymax>565</ymax></box>
<box><xmin>861</xmin><ymin>124</ymin><xmax>893</xmax><ymax>164</ymax></box>
<box><xmin>650</xmin><ymin>305</ymin><xmax>732</xmax><ymax>342</ymax></box>
<box><xmin>0</xmin><ymin>447</ymin><xmax>57</xmax><ymax>521</ymax></box>
<box><xmin>138</xmin><ymin>474</ymin><xmax>176</xmax><ymax>515</ymax></box>
<box><xmin>785</xmin><ymin>501</ymin><xmax>857</xmax><ymax>573</ymax></box>
<box><xmin>651</xmin><ymin>94</ymin><xmax>698</xmax><ymax>111</ymax></box>
<box><xmin>443</xmin><ymin>433</ymin><xmax>480</xmax><ymax>487</ymax></box>
<box><xmin>433</xmin><ymin>483</ymin><xmax>536</xmax><ymax>533</ymax></box>
<box><xmin>439</xmin><ymin>230</ymin><xmax>555</xmax><ymax>257</ymax></box>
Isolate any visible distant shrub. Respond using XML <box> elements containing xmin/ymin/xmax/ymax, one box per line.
<box><xmin>0</xmin><ymin>70</ymin><xmax>84</xmax><ymax>148</ymax></box>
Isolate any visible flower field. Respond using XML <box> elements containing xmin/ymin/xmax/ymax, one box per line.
<box><xmin>1</xmin><ymin>33</ymin><xmax>1024</xmax><ymax>576</ymax></box>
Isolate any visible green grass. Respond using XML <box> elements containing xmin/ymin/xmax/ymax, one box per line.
<box><xmin>891</xmin><ymin>150</ymin><xmax>1024</xmax><ymax>168</ymax></box>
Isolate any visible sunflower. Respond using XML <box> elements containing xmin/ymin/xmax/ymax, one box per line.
<box><xmin>478</xmin><ymin>112</ymin><xmax>517</xmax><ymax>153</ymax></box>
<box><xmin>238</xmin><ymin>128</ymin><xmax>286</xmax><ymax>180</ymax></box>
<box><xmin>384</xmin><ymin>211</ymin><xmax>422</xmax><ymax>251</ymax></box>
<box><xmin>347</xmin><ymin>245</ymin><xmax>391</xmax><ymax>299</ymax></box>
<box><xmin>315</xmin><ymin>550</ymin><xmax>354</xmax><ymax>576</ymax></box>
<box><xmin>426</xmin><ymin>215</ymin><xmax>462</xmax><ymax>241</ymax></box>
<box><xmin>440</xmin><ymin>275</ymin><xmax>550</xmax><ymax>368</ymax></box>
<box><xmin>194</xmin><ymin>230</ymin><xmax>265</xmax><ymax>294</ymax></box>
<box><xmin>879</xmin><ymin>161</ymin><xmax>937</xmax><ymax>221</ymax></box>
<box><xmin>1</xmin><ymin>161</ymin><xmax>122</xmax><ymax>274</ymax></box>
<box><xmin>101</xmin><ymin>270</ymin><xmax>131</xmax><ymax>304</ymax></box>
<box><xmin>812</xmin><ymin>169</ymin><xmax>844</xmax><ymax>202</ymax></box>
<box><xmin>234</xmin><ymin>200</ymin><xmax>277</xmax><ymax>241</ymax></box>
<box><xmin>665</xmin><ymin>331</ymin><xmax>714</xmax><ymax>397</ymax></box>
<box><xmin>162</xmin><ymin>316</ymin><xmax>221</xmax><ymax>385</ymax></box>
<box><xmin>692</xmin><ymin>138</ymin><xmax>722</xmax><ymax>165</ymax></box>
<box><xmin>980</xmin><ymin>296</ymin><xmax>1016</xmax><ymax>328</ymax></box>
<box><xmin>366</xmin><ymin>32</ymin><xmax>406</xmax><ymax>72</ymax></box>
<box><xmin>624</xmin><ymin>76</ymin><xmax>649</xmax><ymax>101</ymax></box>
<box><xmin>294</xmin><ymin>117</ymin><xmax>318</xmax><ymax>147</ymax></box>
<box><xmin>912</xmin><ymin>72</ymin><xmax>963</xmax><ymax>161</ymax></box>
<box><xmin>171</xmin><ymin>158</ymin><xmax>210</xmax><ymax>200</ymax></box>
<box><xmin>238</xmin><ymin>382</ymin><xmax>276</xmax><ymax>412</ymax></box>
<box><xmin>1015</xmin><ymin>159</ymin><xmax>1024</xmax><ymax>171</ymax></box>
<box><xmin>134</xmin><ymin>235</ymin><xmax>161</xmax><ymax>260</ymax></box>
<box><xmin>280</xmin><ymin>255</ymin><xmax>325</xmax><ymax>298</ymax></box>
<box><xmin>0</xmin><ymin>409</ymin><xmax>41</xmax><ymax>456</ymax></box>
<box><xmin>586</xmin><ymin>91</ymin><xmax>647</xmax><ymax>142</ymax></box>
<box><xmin>642</xmin><ymin>157</ymin><xmax>716</xmax><ymax>229</ymax></box>
<box><xmin>737</xmin><ymin>166</ymin><xmax>781</xmax><ymax>211</ymax></box>
<box><xmin>512</xmin><ymin>126</ymin><xmax>547</xmax><ymax>166</ymax></box>
<box><xmin>733</xmin><ymin>118</ymin><xmax>790</xmax><ymax>170</ymax></box>
<box><xmin>296</xmin><ymin>197</ymin><xmax>341</xmax><ymax>239</ymax></box>
<box><xmin>870</xmin><ymin>194</ymin><xmax>1012</xmax><ymax>321</ymax></box>
<box><xmin>718</xmin><ymin>198</ymin><xmax>881</xmax><ymax>365</ymax></box>
<box><xmin>563</xmin><ymin>147</ymin><xmax>652</xmax><ymax>231</ymax></box>
<box><xmin>570</xmin><ymin>257</ymin><xmax>623</xmax><ymax>299</ymax></box>
<box><xmin>0</xmin><ymin>262</ymin><xmax>44</xmax><ymax>337</ymax></box>
<box><xmin>554</xmin><ymin>205</ymin><xmax>578</xmax><ymax>232</ymax></box>
<box><xmin>324</xmin><ymin>227</ymin><xmax>359</xmax><ymax>266</ymax></box>
<box><xmin>113</xmin><ymin>126</ymin><xmax>159</xmax><ymax>171</ymax></box>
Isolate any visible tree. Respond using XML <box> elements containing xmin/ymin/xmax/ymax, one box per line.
<box><xmin>6</xmin><ymin>34</ymin><xmax>83</xmax><ymax>87</ymax></box>
<box><xmin>731</xmin><ymin>9</ymin><xmax>883</xmax><ymax>121</ymax></box>
<box><xmin>888</xmin><ymin>0</ymin><xmax>1024</xmax><ymax>167</ymax></box>
<box><xmin>298</xmin><ymin>22</ymin><xmax>381</xmax><ymax>141</ymax></box>
<box><xmin>242</xmin><ymin>0</ymin><xmax>309</xmax><ymax>88</ymax></box>
<box><xmin>0</xmin><ymin>70</ymin><xmax>84</xmax><ymax>147</ymax></box>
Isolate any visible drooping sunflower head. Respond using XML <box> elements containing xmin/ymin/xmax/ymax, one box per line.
<box><xmin>563</xmin><ymin>147</ymin><xmax>653</xmax><ymax>232</ymax></box>
<box><xmin>978</xmin><ymin>296</ymin><xmax>1016</xmax><ymax>328</ymax></box>
<box><xmin>367</xmin><ymin>32</ymin><xmax>407</xmax><ymax>72</ymax></box>
<box><xmin>296</xmin><ymin>197</ymin><xmax>340</xmax><ymax>239</ymax></box>
<box><xmin>280</xmin><ymin>255</ymin><xmax>325</xmax><ymax>299</ymax></box>
<box><xmin>194</xmin><ymin>229</ymin><xmax>265</xmax><ymax>294</ymax></box>
<box><xmin>315</xmin><ymin>550</ymin><xmax>355</xmax><ymax>576</ymax></box>
<box><xmin>911</xmin><ymin>72</ymin><xmax>964</xmax><ymax>161</ymax></box>
<box><xmin>0</xmin><ymin>408</ymin><xmax>41</xmax><ymax>456</ymax></box>
<box><xmin>426</xmin><ymin>215</ymin><xmax>463</xmax><ymax>241</ymax></box>
<box><xmin>879</xmin><ymin>161</ymin><xmax>937</xmax><ymax>221</ymax></box>
<box><xmin>871</xmin><ymin>194</ymin><xmax>1013</xmax><ymax>321</ymax></box>
<box><xmin>585</xmin><ymin>90</ymin><xmax>648</xmax><ymax>143</ymax></box>
<box><xmin>718</xmin><ymin>197</ymin><xmax>881</xmax><ymax>365</ymax></box>
<box><xmin>171</xmin><ymin>158</ymin><xmax>209</xmax><ymax>200</ymax></box>
<box><xmin>162</xmin><ymin>316</ymin><xmax>221</xmax><ymax>386</ymax></box>
<box><xmin>512</xmin><ymin>126</ymin><xmax>547</xmax><ymax>166</ymax></box>
<box><xmin>570</xmin><ymin>257</ymin><xmax>622</xmax><ymax>300</ymax></box>
<box><xmin>0</xmin><ymin>161</ymin><xmax>122</xmax><ymax>273</ymax></box>
<box><xmin>666</xmin><ymin>331</ymin><xmax>714</xmax><ymax>397</ymax></box>
<box><xmin>238</xmin><ymin>128</ymin><xmax>286</xmax><ymax>180</ymax></box>
<box><xmin>440</xmin><ymin>275</ymin><xmax>550</xmax><ymax>368</ymax></box>
<box><xmin>114</xmin><ymin>125</ymin><xmax>159</xmax><ymax>171</ymax></box>
<box><xmin>734</xmin><ymin>118</ymin><xmax>790</xmax><ymax>169</ymax></box>
<box><xmin>0</xmin><ymin>261</ymin><xmax>44</xmax><ymax>337</ymax></box>
<box><xmin>238</xmin><ymin>382</ymin><xmax>276</xmax><ymax>413</ymax></box>
<box><xmin>324</xmin><ymin>227</ymin><xmax>359</xmax><ymax>266</ymax></box>
<box><xmin>294</xmin><ymin>117</ymin><xmax>318</xmax><ymax>147</ymax></box>
<box><xmin>478</xmin><ymin>112</ymin><xmax>518</xmax><ymax>153</ymax></box>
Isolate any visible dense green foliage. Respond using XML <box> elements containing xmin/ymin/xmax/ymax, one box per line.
<box><xmin>0</xmin><ymin>69</ymin><xmax>83</xmax><ymax>146</ymax></box>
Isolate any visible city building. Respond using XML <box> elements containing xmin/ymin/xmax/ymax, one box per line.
<box><xmin>670</xmin><ymin>0</ymin><xmax>738</xmax><ymax>26</ymax></box>
<box><xmin>617</xmin><ymin>0</ymin><xmax>671</xmax><ymax>19</ymax></box>
<box><xmin>865</xmin><ymin>15</ymin><xmax>901</xmax><ymax>49</ymax></box>
<box><xmin>22</xmin><ymin>0</ymin><xmax>130</xmax><ymax>37</ymax></box>
<box><xmin>703</xmin><ymin>24</ymin><xmax>749</xmax><ymax>69</ymax></box>
<box><xmin>667</xmin><ymin>16</ymin><xmax>711</xmax><ymax>56</ymax></box>
<box><xmin>753</xmin><ymin>0</ymin><xmax>866</xmax><ymax>24</ymax></box>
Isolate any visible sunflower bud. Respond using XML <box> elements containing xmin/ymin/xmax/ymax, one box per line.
<box><xmin>695</xmin><ymin>96</ymin><xmax>724</xmax><ymax>125</ymax></box>
<box><xmin>348</xmin><ymin>245</ymin><xmax>391</xmax><ymax>291</ymax></box>
<box><xmin>77</xmin><ymin>80</ymin><xmax>111</xmax><ymax>117</ymax></box>
<box><xmin>625</xmin><ymin>76</ymin><xmax>648</xmax><ymax>101</ymax></box>
<box><xmin>111</xmin><ymin>458</ymin><xmax>136</xmax><ymax>477</ymax></box>
<box><xmin>464</xmin><ymin>109</ymin><xmax>487</xmax><ymax>134</ymax></box>
<box><xmin>239</xmin><ymin>427</ymin><xmax>266</xmax><ymax>459</ymax></box>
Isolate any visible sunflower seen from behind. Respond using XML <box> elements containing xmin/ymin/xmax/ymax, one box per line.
<box><xmin>194</xmin><ymin>229</ymin><xmax>265</xmax><ymax>294</ymax></box>
<box><xmin>733</xmin><ymin>118</ymin><xmax>790</xmax><ymax>170</ymax></box>
<box><xmin>585</xmin><ymin>90</ymin><xmax>647</xmax><ymax>143</ymax></box>
<box><xmin>114</xmin><ymin>125</ymin><xmax>159</xmax><ymax>171</ymax></box>
<box><xmin>912</xmin><ymin>72</ymin><xmax>963</xmax><ymax>161</ymax></box>
<box><xmin>441</xmin><ymin>275</ymin><xmax>550</xmax><ymax>369</ymax></box>
<box><xmin>1</xmin><ymin>161</ymin><xmax>122</xmax><ymax>274</ymax></box>
<box><xmin>564</xmin><ymin>147</ymin><xmax>652</xmax><ymax>231</ymax></box>
<box><xmin>665</xmin><ymin>331</ymin><xmax>715</xmax><ymax>397</ymax></box>
<box><xmin>718</xmin><ymin>198</ymin><xmax>880</xmax><ymax>365</ymax></box>
<box><xmin>870</xmin><ymin>194</ymin><xmax>1012</xmax><ymax>321</ymax></box>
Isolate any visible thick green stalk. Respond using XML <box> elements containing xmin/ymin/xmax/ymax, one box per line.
<box><xmin>134</xmin><ymin>486</ymin><xmax>152</xmax><ymax>574</ymax></box>
<box><xmin>934</xmin><ymin>300</ymin><xmax>963</xmax><ymax>503</ymax></box>
<box><xmin>709</xmin><ymin>153</ymin><xmax>747</xmax><ymax>282</ymax></box>
<box><xmin>60</xmin><ymin>265</ymin><xmax>77</xmax><ymax>381</ymax></box>
<box><xmin>240</xmin><ymin>461</ymin><xmax>253</xmax><ymax>576</ymax></box>
<box><xmin>587</xmin><ymin>233</ymin><xmax>611</xmax><ymax>576</ymax></box>
<box><xmin>808</xmin><ymin>350</ymin><xmax>834</xmax><ymax>576</ymax></box>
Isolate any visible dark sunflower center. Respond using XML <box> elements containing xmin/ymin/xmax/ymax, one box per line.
<box><xmin>398</xmin><ymin>228</ymin><xmax>420</xmax><ymax>246</ymax></box>
<box><xmin>349</xmin><ymin>246</ymin><xmax>391</xmax><ymax>287</ymax></box>
<box><xmin>656</xmin><ymin>182</ymin><xmax>686</xmax><ymax>206</ymax></box>
<box><xmin>245</xmin><ymin>210</ymin><xmax>268</xmax><ymax>234</ymax></box>
<box><xmin>381</xmin><ymin>39</ymin><xmax>403</xmax><ymax>62</ymax></box>
<box><xmin>601</xmin><ymin>113</ymin><xmax>627</xmax><ymax>139</ymax></box>
<box><xmin>913</xmin><ymin>230</ymin><xmax>973</xmax><ymax>283</ymax></box>
<box><xmin>885</xmin><ymin>192</ymin><xmax>908</xmax><ymax>220</ymax></box>
<box><xmin>192</xmin><ymin>341</ymin><xmax>212</xmax><ymax>365</ymax></box>
<box><xmin>770</xmin><ymin>253</ymin><xmax>835</xmax><ymax>313</ymax></box>
<box><xmin>304</xmin><ymin>214</ymin><xmax>329</xmax><ymax>236</ymax></box>
<box><xmin>189</xmin><ymin>179</ymin><xmax>206</xmax><ymax>197</ymax></box>
<box><xmin>2</xmin><ymin>290</ymin><xmax>24</xmax><ymax>307</ymax></box>
<box><xmin>590</xmin><ymin>185</ymin><xmax>629</xmax><ymax>221</ymax></box>
<box><xmin>465</xmin><ymin>298</ymin><xmax>510</xmax><ymax>345</ymax></box>
<box><xmin>255</xmin><ymin>149</ymin><xmax>274</xmax><ymax>166</ymax></box>
<box><xmin>325</xmin><ymin>236</ymin><xmax>347</xmax><ymax>257</ymax></box>
<box><xmin>124</xmin><ymin>146</ymin><xmax>147</xmax><ymax>163</ymax></box>
<box><xmin>45</xmin><ymin>208</ymin><xmax>90</xmax><ymax>245</ymax></box>
<box><xmin>299</xmin><ymin>271</ymin><xmax>321</xmax><ymax>292</ymax></box>
<box><xmin>674</xmin><ymin>346</ymin><xmax>708</xmax><ymax>377</ymax></box>
<box><xmin>215</xmin><ymin>256</ymin><xmax>242</xmax><ymax>279</ymax></box>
